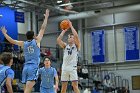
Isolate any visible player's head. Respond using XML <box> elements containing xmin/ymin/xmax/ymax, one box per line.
<box><xmin>68</xmin><ymin>33</ymin><xmax>74</xmax><ymax>44</ymax></box>
<box><xmin>43</xmin><ymin>56</ymin><xmax>51</xmax><ymax>67</ymax></box>
<box><xmin>0</xmin><ymin>52</ymin><xmax>13</xmax><ymax>66</ymax></box>
<box><xmin>26</xmin><ymin>31</ymin><xmax>34</xmax><ymax>40</ymax></box>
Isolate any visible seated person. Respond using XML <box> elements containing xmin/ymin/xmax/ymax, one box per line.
<box><xmin>81</xmin><ymin>66</ymin><xmax>88</xmax><ymax>79</ymax></box>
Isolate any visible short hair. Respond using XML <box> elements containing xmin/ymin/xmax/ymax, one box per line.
<box><xmin>1</xmin><ymin>52</ymin><xmax>13</xmax><ymax>65</ymax></box>
<box><xmin>26</xmin><ymin>31</ymin><xmax>34</xmax><ymax>40</ymax></box>
<box><xmin>68</xmin><ymin>33</ymin><xmax>74</xmax><ymax>36</ymax></box>
<box><xmin>43</xmin><ymin>56</ymin><xmax>51</xmax><ymax>63</ymax></box>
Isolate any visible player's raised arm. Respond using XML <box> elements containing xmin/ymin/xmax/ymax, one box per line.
<box><xmin>68</xmin><ymin>20</ymin><xmax>81</xmax><ymax>50</ymax></box>
<box><xmin>57</xmin><ymin>29</ymin><xmax>68</xmax><ymax>49</ymax></box>
<box><xmin>0</xmin><ymin>26</ymin><xmax>24</xmax><ymax>47</ymax></box>
<box><xmin>36</xmin><ymin>9</ymin><xmax>49</xmax><ymax>43</ymax></box>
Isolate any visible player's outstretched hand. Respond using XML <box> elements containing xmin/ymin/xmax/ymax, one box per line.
<box><xmin>67</xmin><ymin>19</ymin><xmax>72</xmax><ymax>27</ymax></box>
<box><xmin>44</xmin><ymin>9</ymin><xmax>49</xmax><ymax>18</ymax></box>
<box><xmin>0</xmin><ymin>26</ymin><xmax>7</xmax><ymax>34</ymax></box>
<box><xmin>62</xmin><ymin>28</ymin><xmax>69</xmax><ymax>32</ymax></box>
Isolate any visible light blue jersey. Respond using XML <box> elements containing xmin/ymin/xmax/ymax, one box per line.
<box><xmin>0</xmin><ymin>65</ymin><xmax>4</xmax><ymax>86</ymax></box>
<box><xmin>23</xmin><ymin>39</ymin><xmax>40</xmax><ymax>65</ymax></box>
<box><xmin>0</xmin><ymin>65</ymin><xmax>14</xmax><ymax>93</ymax></box>
<box><xmin>38</xmin><ymin>67</ymin><xmax>57</xmax><ymax>93</ymax></box>
<box><xmin>22</xmin><ymin>39</ymin><xmax>40</xmax><ymax>83</ymax></box>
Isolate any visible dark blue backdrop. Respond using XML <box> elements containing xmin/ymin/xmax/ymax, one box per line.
<box><xmin>0</xmin><ymin>7</ymin><xmax>18</xmax><ymax>51</ymax></box>
<box><xmin>91</xmin><ymin>30</ymin><xmax>105</xmax><ymax>63</ymax></box>
<box><xmin>124</xmin><ymin>26</ymin><xmax>139</xmax><ymax>61</ymax></box>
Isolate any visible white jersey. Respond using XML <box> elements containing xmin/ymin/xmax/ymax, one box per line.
<box><xmin>62</xmin><ymin>44</ymin><xmax>78</xmax><ymax>71</ymax></box>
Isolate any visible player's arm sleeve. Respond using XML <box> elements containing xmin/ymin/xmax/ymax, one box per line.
<box><xmin>6</xmin><ymin>69</ymin><xmax>14</xmax><ymax>79</ymax></box>
<box><xmin>53</xmin><ymin>68</ymin><xmax>58</xmax><ymax>77</ymax></box>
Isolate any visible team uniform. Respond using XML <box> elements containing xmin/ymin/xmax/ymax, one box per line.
<box><xmin>22</xmin><ymin>39</ymin><xmax>40</xmax><ymax>83</ymax></box>
<box><xmin>38</xmin><ymin>67</ymin><xmax>57</xmax><ymax>93</ymax></box>
<box><xmin>0</xmin><ymin>65</ymin><xmax>14</xmax><ymax>93</ymax></box>
<box><xmin>61</xmin><ymin>44</ymin><xmax>79</xmax><ymax>81</ymax></box>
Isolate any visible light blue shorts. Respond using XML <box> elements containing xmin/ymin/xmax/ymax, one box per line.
<box><xmin>40</xmin><ymin>86</ymin><xmax>55</xmax><ymax>93</ymax></box>
<box><xmin>22</xmin><ymin>64</ymin><xmax>38</xmax><ymax>84</ymax></box>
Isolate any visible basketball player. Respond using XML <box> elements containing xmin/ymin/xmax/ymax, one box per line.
<box><xmin>57</xmin><ymin>20</ymin><xmax>81</xmax><ymax>93</ymax></box>
<box><xmin>38</xmin><ymin>57</ymin><xmax>59</xmax><ymax>93</ymax></box>
<box><xmin>0</xmin><ymin>9</ymin><xmax>49</xmax><ymax>93</ymax></box>
<box><xmin>0</xmin><ymin>52</ymin><xmax>14</xmax><ymax>93</ymax></box>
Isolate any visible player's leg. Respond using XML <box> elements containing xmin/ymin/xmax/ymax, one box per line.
<box><xmin>22</xmin><ymin>66</ymin><xmax>27</xmax><ymax>92</ymax></box>
<box><xmin>72</xmin><ymin>81</ymin><xmax>80</xmax><ymax>93</ymax></box>
<box><xmin>61</xmin><ymin>82</ymin><xmax>68</xmax><ymax>93</ymax></box>
<box><xmin>61</xmin><ymin>70</ymin><xmax>69</xmax><ymax>93</ymax></box>
<box><xmin>24</xmin><ymin>65</ymin><xmax>38</xmax><ymax>93</ymax></box>
<box><xmin>70</xmin><ymin>70</ymin><xmax>80</xmax><ymax>93</ymax></box>
<box><xmin>24</xmin><ymin>80</ymin><xmax>35</xmax><ymax>93</ymax></box>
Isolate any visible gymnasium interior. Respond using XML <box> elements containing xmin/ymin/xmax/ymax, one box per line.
<box><xmin>0</xmin><ymin>0</ymin><xmax>140</xmax><ymax>93</ymax></box>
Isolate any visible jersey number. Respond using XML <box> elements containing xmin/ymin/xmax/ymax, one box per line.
<box><xmin>68</xmin><ymin>50</ymin><xmax>72</xmax><ymax>55</ymax></box>
<box><xmin>28</xmin><ymin>46</ymin><xmax>34</xmax><ymax>53</ymax></box>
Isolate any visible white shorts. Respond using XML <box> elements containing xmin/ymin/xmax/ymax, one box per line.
<box><xmin>61</xmin><ymin>69</ymin><xmax>78</xmax><ymax>81</ymax></box>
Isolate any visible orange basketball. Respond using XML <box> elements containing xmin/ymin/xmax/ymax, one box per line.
<box><xmin>60</xmin><ymin>20</ymin><xmax>70</xmax><ymax>30</ymax></box>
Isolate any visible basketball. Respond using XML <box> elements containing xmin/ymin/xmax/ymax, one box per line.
<box><xmin>60</xmin><ymin>20</ymin><xmax>70</xmax><ymax>30</ymax></box>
